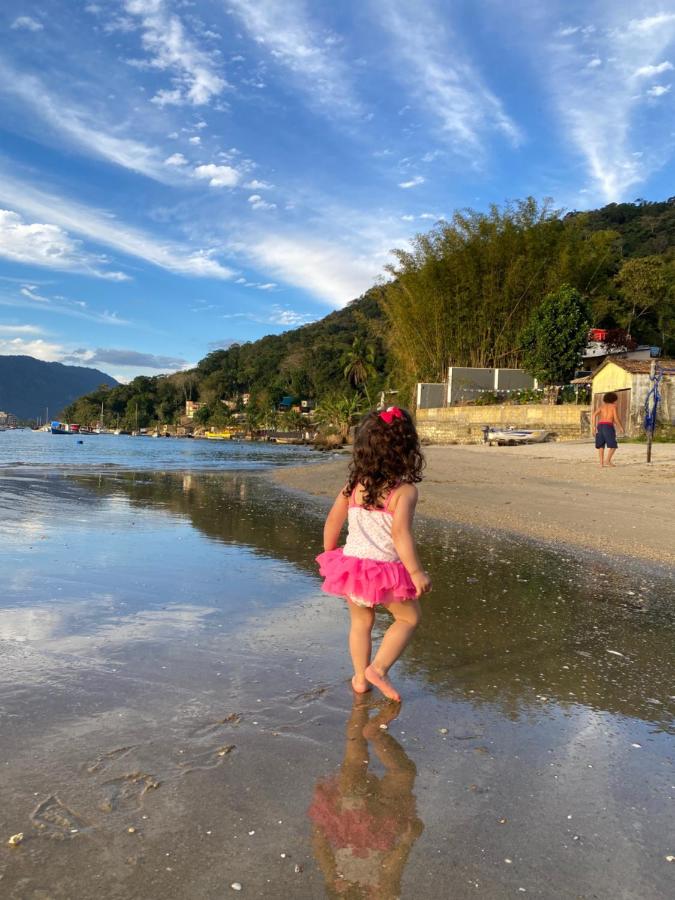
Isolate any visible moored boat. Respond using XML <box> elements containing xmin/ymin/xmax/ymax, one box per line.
<box><xmin>486</xmin><ymin>428</ymin><xmax>549</xmax><ymax>446</ymax></box>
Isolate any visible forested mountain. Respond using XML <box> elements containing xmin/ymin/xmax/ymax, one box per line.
<box><xmin>63</xmin><ymin>197</ymin><xmax>675</xmax><ymax>429</ymax></box>
<box><xmin>0</xmin><ymin>356</ymin><xmax>117</xmax><ymax>420</ymax></box>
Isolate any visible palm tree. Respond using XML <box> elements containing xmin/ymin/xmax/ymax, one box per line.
<box><xmin>315</xmin><ymin>394</ymin><xmax>366</xmax><ymax>442</ymax></box>
<box><xmin>341</xmin><ymin>338</ymin><xmax>377</xmax><ymax>403</ymax></box>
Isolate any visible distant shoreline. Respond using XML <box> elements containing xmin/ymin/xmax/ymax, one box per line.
<box><xmin>271</xmin><ymin>441</ymin><xmax>675</xmax><ymax>567</ymax></box>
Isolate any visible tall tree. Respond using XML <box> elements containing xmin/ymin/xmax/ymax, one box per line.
<box><xmin>380</xmin><ymin>198</ymin><xmax>618</xmax><ymax>385</ymax></box>
<box><xmin>615</xmin><ymin>255</ymin><xmax>670</xmax><ymax>338</ymax></box>
<box><xmin>341</xmin><ymin>337</ymin><xmax>377</xmax><ymax>402</ymax></box>
<box><xmin>520</xmin><ymin>284</ymin><xmax>590</xmax><ymax>385</ymax></box>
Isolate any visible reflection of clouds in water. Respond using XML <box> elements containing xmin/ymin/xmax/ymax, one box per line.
<box><xmin>0</xmin><ymin>514</ymin><xmax>48</xmax><ymax>541</ymax></box>
<box><xmin>0</xmin><ymin>607</ymin><xmax>70</xmax><ymax>642</ymax></box>
<box><xmin>0</xmin><ymin>601</ymin><xmax>213</xmax><ymax>686</ymax></box>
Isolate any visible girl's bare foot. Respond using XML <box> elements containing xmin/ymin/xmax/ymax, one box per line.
<box><xmin>351</xmin><ymin>675</ymin><xmax>370</xmax><ymax>694</ymax></box>
<box><xmin>365</xmin><ymin>664</ymin><xmax>401</xmax><ymax>702</ymax></box>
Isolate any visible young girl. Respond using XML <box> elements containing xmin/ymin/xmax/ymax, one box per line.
<box><xmin>316</xmin><ymin>407</ymin><xmax>432</xmax><ymax>702</ymax></box>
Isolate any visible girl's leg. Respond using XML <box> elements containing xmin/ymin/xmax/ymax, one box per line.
<box><xmin>348</xmin><ymin>600</ymin><xmax>375</xmax><ymax>693</ymax></box>
<box><xmin>366</xmin><ymin>600</ymin><xmax>421</xmax><ymax>702</ymax></box>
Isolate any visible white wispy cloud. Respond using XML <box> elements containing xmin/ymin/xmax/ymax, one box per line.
<box><xmin>221</xmin><ymin>304</ymin><xmax>314</xmax><ymax>326</ymax></box>
<box><xmin>532</xmin><ymin>5</ymin><xmax>675</xmax><ymax>202</ymax></box>
<box><xmin>193</xmin><ymin>164</ymin><xmax>240</xmax><ymax>187</ymax></box>
<box><xmin>233</xmin><ymin>277</ymin><xmax>278</xmax><ymax>290</ymax></box>
<box><xmin>0</xmin><ymin>324</ymin><xmax>43</xmax><ymax>335</ymax></box>
<box><xmin>0</xmin><ymin>337</ymin><xmax>65</xmax><ymax>361</ymax></box>
<box><xmin>375</xmin><ymin>0</ymin><xmax>520</xmax><ymax>155</ymax></box>
<box><xmin>1</xmin><ymin>284</ymin><xmax>130</xmax><ymax>327</ymax></box>
<box><xmin>0</xmin><ymin>209</ymin><xmax>128</xmax><ymax>281</ymax></box>
<box><xmin>398</xmin><ymin>176</ymin><xmax>425</xmax><ymax>189</ymax></box>
<box><xmin>629</xmin><ymin>13</ymin><xmax>675</xmax><ymax>33</ymax></box>
<box><xmin>10</xmin><ymin>16</ymin><xmax>43</xmax><ymax>32</ymax></box>
<box><xmin>245</xmin><ymin>179</ymin><xmax>274</xmax><ymax>190</ymax></box>
<box><xmin>634</xmin><ymin>61</ymin><xmax>673</xmax><ymax>77</ymax></box>
<box><xmin>0</xmin><ymin>175</ymin><xmax>235</xmax><ymax>280</ymax></box>
<box><xmin>268</xmin><ymin>305</ymin><xmax>313</xmax><ymax>326</ymax></box>
<box><xmin>228</xmin><ymin>0</ymin><xmax>363</xmax><ymax>117</ymax></box>
<box><xmin>164</xmin><ymin>152</ymin><xmax>188</xmax><ymax>166</ymax></box>
<box><xmin>0</xmin><ymin>66</ymin><xmax>180</xmax><ymax>185</ymax></box>
<box><xmin>248</xmin><ymin>194</ymin><xmax>277</xmax><ymax>210</ymax></box>
<box><xmin>646</xmin><ymin>84</ymin><xmax>671</xmax><ymax>97</ymax></box>
<box><xmin>123</xmin><ymin>0</ymin><xmax>227</xmax><ymax>106</ymax></box>
<box><xmin>74</xmin><ymin>347</ymin><xmax>188</xmax><ymax>370</ymax></box>
<box><xmin>243</xmin><ymin>233</ymin><xmax>387</xmax><ymax>307</ymax></box>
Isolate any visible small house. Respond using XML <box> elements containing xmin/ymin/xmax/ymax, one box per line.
<box><xmin>590</xmin><ymin>358</ymin><xmax>675</xmax><ymax>436</ymax></box>
<box><xmin>185</xmin><ymin>400</ymin><xmax>203</xmax><ymax>419</ymax></box>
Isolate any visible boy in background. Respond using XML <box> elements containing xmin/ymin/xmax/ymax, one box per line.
<box><xmin>593</xmin><ymin>392</ymin><xmax>624</xmax><ymax>467</ymax></box>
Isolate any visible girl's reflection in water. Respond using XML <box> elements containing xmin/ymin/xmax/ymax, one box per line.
<box><xmin>309</xmin><ymin>699</ymin><xmax>424</xmax><ymax>898</ymax></box>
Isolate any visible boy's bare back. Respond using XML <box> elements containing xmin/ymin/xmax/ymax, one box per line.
<box><xmin>596</xmin><ymin>401</ymin><xmax>619</xmax><ymax>424</ymax></box>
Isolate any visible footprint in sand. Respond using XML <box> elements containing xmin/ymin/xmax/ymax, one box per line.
<box><xmin>83</xmin><ymin>746</ymin><xmax>135</xmax><ymax>775</ymax></box>
<box><xmin>177</xmin><ymin>743</ymin><xmax>236</xmax><ymax>773</ymax></box>
<box><xmin>189</xmin><ymin>712</ymin><xmax>241</xmax><ymax>738</ymax></box>
<box><xmin>293</xmin><ymin>685</ymin><xmax>329</xmax><ymax>703</ymax></box>
<box><xmin>31</xmin><ymin>796</ymin><xmax>89</xmax><ymax>838</ymax></box>
<box><xmin>176</xmin><ymin>713</ymin><xmax>240</xmax><ymax>772</ymax></box>
<box><xmin>98</xmin><ymin>773</ymin><xmax>160</xmax><ymax>813</ymax></box>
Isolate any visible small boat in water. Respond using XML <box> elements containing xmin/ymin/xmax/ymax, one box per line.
<box><xmin>51</xmin><ymin>421</ymin><xmax>76</xmax><ymax>435</ymax></box>
<box><xmin>486</xmin><ymin>428</ymin><xmax>549</xmax><ymax>446</ymax></box>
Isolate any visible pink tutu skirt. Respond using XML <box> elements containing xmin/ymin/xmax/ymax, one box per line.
<box><xmin>316</xmin><ymin>548</ymin><xmax>417</xmax><ymax>607</ymax></box>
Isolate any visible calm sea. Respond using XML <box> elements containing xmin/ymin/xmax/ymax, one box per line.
<box><xmin>0</xmin><ymin>428</ymin><xmax>318</xmax><ymax>470</ymax></box>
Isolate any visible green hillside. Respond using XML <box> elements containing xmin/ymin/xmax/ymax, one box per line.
<box><xmin>63</xmin><ymin>197</ymin><xmax>675</xmax><ymax>430</ymax></box>
<box><xmin>0</xmin><ymin>356</ymin><xmax>117</xmax><ymax>421</ymax></box>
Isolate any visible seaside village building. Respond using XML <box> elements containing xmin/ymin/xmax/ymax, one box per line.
<box><xmin>590</xmin><ymin>358</ymin><xmax>675</xmax><ymax>436</ymax></box>
<box><xmin>580</xmin><ymin>328</ymin><xmax>660</xmax><ymax>374</ymax></box>
<box><xmin>0</xmin><ymin>411</ymin><xmax>18</xmax><ymax>427</ymax></box>
<box><xmin>185</xmin><ymin>400</ymin><xmax>202</xmax><ymax>420</ymax></box>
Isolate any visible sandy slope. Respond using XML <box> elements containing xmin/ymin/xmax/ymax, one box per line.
<box><xmin>273</xmin><ymin>441</ymin><xmax>675</xmax><ymax>566</ymax></box>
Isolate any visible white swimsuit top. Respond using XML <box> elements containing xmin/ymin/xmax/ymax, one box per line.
<box><xmin>342</xmin><ymin>487</ymin><xmax>400</xmax><ymax>563</ymax></box>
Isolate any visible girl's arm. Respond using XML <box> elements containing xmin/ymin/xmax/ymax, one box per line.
<box><xmin>391</xmin><ymin>485</ymin><xmax>432</xmax><ymax>597</ymax></box>
<box><xmin>323</xmin><ymin>490</ymin><xmax>350</xmax><ymax>551</ymax></box>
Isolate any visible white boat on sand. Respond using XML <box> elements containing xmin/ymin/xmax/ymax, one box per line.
<box><xmin>486</xmin><ymin>428</ymin><xmax>550</xmax><ymax>446</ymax></box>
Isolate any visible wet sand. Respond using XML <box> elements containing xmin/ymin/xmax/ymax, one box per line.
<box><xmin>0</xmin><ymin>468</ymin><xmax>674</xmax><ymax>899</ymax></box>
<box><xmin>273</xmin><ymin>442</ymin><xmax>675</xmax><ymax>566</ymax></box>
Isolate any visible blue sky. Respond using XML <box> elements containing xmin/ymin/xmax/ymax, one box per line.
<box><xmin>0</xmin><ymin>0</ymin><xmax>674</xmax><ymax>382</ymax></box>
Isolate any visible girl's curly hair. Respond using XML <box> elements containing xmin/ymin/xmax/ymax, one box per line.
<box><xmin>344</xmin><ymin>408</ymin><xmax>425</xmax><ymax>508</ymax></box>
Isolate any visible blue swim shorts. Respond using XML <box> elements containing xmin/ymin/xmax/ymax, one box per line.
<box><xmin>595</xmin><ymin>422</ymin><xmax>618</xmax><ymax>449</ymax></box>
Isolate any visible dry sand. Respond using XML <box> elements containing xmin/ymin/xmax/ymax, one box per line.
<box><xmin>274</xmin><ymin>441</ymin><xmax>675</xmax><ymax>566</ymax></box>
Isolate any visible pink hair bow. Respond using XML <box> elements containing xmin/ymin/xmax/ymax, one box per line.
<box><xmin>379</xmin><ymin>406</ymin><xmax>403</xmax><ymax>424</ymax></box>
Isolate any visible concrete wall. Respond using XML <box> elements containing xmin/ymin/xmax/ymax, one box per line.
<box><xmin>416</xmin><ymin>403</ymin><xmax>590</xmax><ymax>444</ymax></box>
<box><xmin>417</xmin><ymin>383</ymin><xmax>446</xmax><ymax>409</ymax></box>
<box><xmin>446</xmin><ymin>367</ymin><xmax>537</xmax><ymax>403</ymax></box>
<box><xmin>448</xmin><ymin>367</ymin><xmax>494</xmax><ymax>403</ymax></box>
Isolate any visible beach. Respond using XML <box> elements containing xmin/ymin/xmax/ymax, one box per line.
<box><xmin>0</xmin><ymin>438</ymin><xmax>674</xmax><ymax>899</ymax></box>
<box><xmin>274</xmin><ymin>441</ymin><xmax>675</xmax><ymax>566</ymax></box>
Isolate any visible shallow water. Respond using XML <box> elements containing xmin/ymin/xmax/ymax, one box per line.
<box><xmin>0</xmin><ymin>429</ymin><xmax>316</xmax><ymax>470</ymax></box>
<box><xmin>0</xmin><ymin>468</ymin><xmax>673</xmax><ymax>899</ymax></box>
